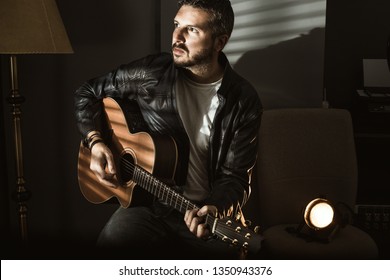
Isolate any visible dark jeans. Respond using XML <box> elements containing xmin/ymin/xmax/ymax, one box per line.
<box><xmin>96</xmin><ymin>202</ymin><xmax>240</xmax><ymax>259</ymax></box>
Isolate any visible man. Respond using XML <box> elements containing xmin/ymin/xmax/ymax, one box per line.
<box><xmin>74</xmin><ymin>0</ymin><xmax>262</xmax><ymax>259</ymax></box>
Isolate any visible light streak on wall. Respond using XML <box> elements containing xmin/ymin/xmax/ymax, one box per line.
<box><xmin>225</xmin><ymin>0</ymin><xmax>327</xmax><ymax>65</ymax></box>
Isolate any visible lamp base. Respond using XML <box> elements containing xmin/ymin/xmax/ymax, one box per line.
<box><xmin>286</xmin><ymin>223</ymin><xmax>340</xmax><ymax>243</ymax></box>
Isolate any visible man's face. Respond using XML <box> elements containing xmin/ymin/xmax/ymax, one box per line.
<box><xmin>172</xmin><ymin>5</ymin><xmax>216</xmax><ymax>68</ymax></box>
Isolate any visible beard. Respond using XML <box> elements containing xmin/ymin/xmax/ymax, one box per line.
<box><xmin>172</xmin><ymin>43</ymin><xmax>214</xmax><ymax>68</ymax></box>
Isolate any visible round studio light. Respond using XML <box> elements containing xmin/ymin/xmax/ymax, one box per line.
<box><xmin>304</xmin><ymin>198</ymin><xmax>335</xmax><ymax>230</ymax></box>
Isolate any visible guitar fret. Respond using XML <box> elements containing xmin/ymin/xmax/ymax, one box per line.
<box><xmin>174</xmin><ymin>194</ymin><xmax>178</xmax><ymax>208</ymax></box>
<box><xmin>147</xmin><ymin>175</ymin><xmax>153</xmax><ymax>194</ymax></box>
<box><xmin>162</xmin><ymin>184</ymin><xmax>168</xmax><ymax>201</ymax></box>
<box><xmin>132</xmin><ymin>162</ymin><xmax>197</xmax><ymax>214</ymax></box>
<box><xmin>179</xmin><ymin>198</ymin><xmax>185</xmax><ymax>213</ymax></box>
<box><xmin>143</xmin><ymin>172</ymin><xmax>148</xmax><ymax>191</ymax></box>
<box><xmin>171</xmin><ymin>192</ymin><xmax>175</xmax><ymax>207</ymax></box>
<box><xmin>179</xmin><ymin>197</ymin><xmax>184</xmax><ymax>212</ymax></box>
<box><xmin>168</xmin><ymin>189</ymin><xmax>173</xmax><ymax>204</ymax></box>
<box><xmin>165</xmin><ymin>189</ymin><xmax>169</xmax><ymax>204</ymax></box>
<box><xmin>133</xmin><ymin>167</ymin><xmax>140</xmax><ymax>183</ymax></box>
<box><xmin>154</xmin><ymin>179</ymin><xmax>160</xmax><ymax>198</ymax></box>
<box><xmin>149</xmin><ymin>177</ymin><xmax>154</xmax><ymax>195</ymax></box>
<box><xmin>153</xmin><ymin>178</ymin><xmax>159</xmax><ymax>196</ymax></box>
<box><xmin>175</xmin><ymin>193</ymin><xmax>179</xmax><ymax>209</ymax></box>
<box><xmin>144</xmin><ymin>171</ymin><xmax>149</xmax><ymax>191</ymax></box>
<box><xmin>157</xmin><ymin>181</ymin><xmax>161</xmax><ymax>198</ymax></box>
<box><xmin>170</xmin><ymin>190</ymin><xmax>174</xmax><ymax>206</ymax></box>
<box><xmin>159</xmin><ymin>182</ymin><xmax>165</xmax><ymax>200</ymax></box>
<box><xmin>137</xmin><ymin>168</ymin><xmax>143</xmax><ymax>187</ymax></box>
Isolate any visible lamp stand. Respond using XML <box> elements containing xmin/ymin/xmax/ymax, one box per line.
<box><xmin>286</xmin><ymin>222</ymin><xmax>340</xmax><ymax>244</ymax></box>
<box><xmin>7</xmin><ymin>54</ymin><xmax>31</xmax><ymax>243</ymax></box>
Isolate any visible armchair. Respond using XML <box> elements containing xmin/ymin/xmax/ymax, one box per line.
<box><xmin>247</xmin><ymin>108</ymin><xmax>378</xmax><ymax>259</ymax></box>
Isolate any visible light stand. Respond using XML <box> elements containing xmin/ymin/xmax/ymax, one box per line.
<box><xmin>286</xmin><ymin>197</ymin><xmax>345</xmax><ymax>243</ymax></box>
<box><xmin>7</xmin><ymin>55</ymin><xmax>31</xmax><ymax>242</ymax></box>
<box><xmin>0</xmin><ymin>0</ymin><xmax>73</xmax><ymax>243</ymax></box>
<box><xmin>286</xmin><ymin>218</ymin><xmax>341</xmax><ymax>243</ymax></box>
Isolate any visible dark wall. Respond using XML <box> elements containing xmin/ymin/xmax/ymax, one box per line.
<box><xmin>160</xmin><ymin>0</ymin><xmax>177</xmax><ymax>52</ymax></box>
<box><xmin>234</xmin><ymin>28</ymin><xmax>325</xmax><ymax>109</ymax></box>
<box><xmin>0</xmin><ymin>58</ymin><xmax>10</xmax><ymax>243</ymax></box>
<box><xmin>324</xmin><ymin>0</ymin><xmax>390</xmax><ymax>109</ymax></box>
<box><xmin>324</xmin><ymin>0</ymin><xmax>390</xmax><ymax>210</ymax></box>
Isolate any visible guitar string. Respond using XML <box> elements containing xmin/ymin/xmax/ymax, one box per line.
<box><xmin>120</xmin><ymin>158</ymin><xmax>223</xmax><ymax>224</ymax></box>
<box><xmin>119</xmin><ymin>156</ymin><xmax>254</xmax><ymax>247</ymax></box>
<box><xmin>119</xmin><ymin>157</ymin><xmax>197</xmax><ymax>213</ymax></box>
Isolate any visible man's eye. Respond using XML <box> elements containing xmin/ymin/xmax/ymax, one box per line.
<box><xmin>188</xmin><ymin>27</ymin><xmax>198</xmax><ymax>33</ymax></box>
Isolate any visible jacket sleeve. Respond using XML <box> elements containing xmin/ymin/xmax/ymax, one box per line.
<box><xmin>73</xmin><ymin>55</ymin><xmax>158</xmax><ymax>139</ymax></box>
<box><xmin>205</xmin><ymin>85</ymin><xmax>262</xmax><ymax>218</ymax></box>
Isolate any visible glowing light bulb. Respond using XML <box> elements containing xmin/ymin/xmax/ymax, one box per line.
<box><xmin>309</xmin><ymin>202</ymin><xmax>334</xmax><ymax>229</ymax></box>
<box><xmin>304</xmin><ymin>198</ymin><xmax>335</xmax><ymax>230</ymax></box>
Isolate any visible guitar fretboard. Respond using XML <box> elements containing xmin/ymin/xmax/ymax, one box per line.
<box><xmin>132</xmin><ymin>164</ymin><xmax>215</xmax><ymax>229</ymax></box>
<box><xmin>133</xmin><ymin>165</ymin><xmax>195</xmax><ymax>213</ymax></box>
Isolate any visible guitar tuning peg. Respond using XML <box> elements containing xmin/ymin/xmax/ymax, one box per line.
<box><xmin>245</xmin><ymin>219</ymin><xmax>252</xmax><ymax>227</ymax></box>
<box><xmin>254</xmin><ymin>225</ymin><xmax>261</xmax><ymax>234</ymax></box>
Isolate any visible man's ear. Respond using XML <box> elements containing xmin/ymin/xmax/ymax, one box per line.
<box><xmin>214</xmin><ymin>34</ymin><xmax>229</xmax><ymax>52</ymax></box>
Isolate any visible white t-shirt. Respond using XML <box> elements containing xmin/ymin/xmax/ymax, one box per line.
<box><xmin>175</xmin><ymin>71</ymin><xmax>222</xmax><ymax>201</ymax></box>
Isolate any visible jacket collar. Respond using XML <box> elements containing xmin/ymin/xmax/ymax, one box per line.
<box><xmin>218</xmin><ymin>52</ymin><xmax>235</xmax><ymax>98</ymax></box>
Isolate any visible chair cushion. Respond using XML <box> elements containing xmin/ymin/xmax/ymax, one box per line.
<box><xmin>263</xmin><ymin>224</ymin><xmax>378</xmax><ymax>259</ymax></box>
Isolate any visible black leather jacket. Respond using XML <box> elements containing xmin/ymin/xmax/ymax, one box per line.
<box><xmin>74</xmin><ymin>52</ymin><xmax>262</xmax><ymax>215</ymax></box>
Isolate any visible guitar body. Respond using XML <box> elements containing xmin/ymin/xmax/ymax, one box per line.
<box><xmin>77</xmin><ymin>97</ymin><xmax>178</xmax><ymax>208</ymax></box>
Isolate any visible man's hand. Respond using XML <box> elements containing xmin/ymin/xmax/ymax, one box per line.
<box><xmin>89</xmin><ymin>142</ymin><xmax>117</xmax><ymax>188</ymax></box>
<box><xmin>184</xmin><ymin>205</ymin><xmax>218</xmax><ymax>239</ymax></box>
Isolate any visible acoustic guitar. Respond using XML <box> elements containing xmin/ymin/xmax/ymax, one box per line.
<box><xmin>77</xmin><ymin>97</ymin><xmax>263</xmax><ymax>254</ymax></box>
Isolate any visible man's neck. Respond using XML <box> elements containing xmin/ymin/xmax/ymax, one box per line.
<box><xmin>184</xmin><ymin>57</ymin><xmax>224</xmax><ymax>84</ymax></box>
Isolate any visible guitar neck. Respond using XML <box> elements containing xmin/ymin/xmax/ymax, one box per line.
<box><xmin>132</xmin><ymin>165</ymin><xmax>218</xmax><ymax>232</ymax></box>
<box><xmin>132</xmin><ymin>165</ymin><xmax>196</xmax><ymax>214</ymax></box>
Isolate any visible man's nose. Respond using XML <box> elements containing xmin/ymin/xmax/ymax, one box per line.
<box><xmin>173</xmin><ymin>27</ymin><xmax>185</xmax><ymax>43</ymax></box>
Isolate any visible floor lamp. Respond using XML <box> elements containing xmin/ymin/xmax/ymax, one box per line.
<box><xmin>0</xmin><ymin>0</ymin><xmax>73</xmax><ymax>242</ymax></box>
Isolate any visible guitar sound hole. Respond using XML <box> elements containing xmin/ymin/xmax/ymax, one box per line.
<box><xmin>120</xmin><ymin>153</ymin><xmax>135</xmax><ymax>183</ymax></box>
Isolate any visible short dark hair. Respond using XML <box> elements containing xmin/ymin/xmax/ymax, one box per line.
<box><xmin>177</xmin><ymin>0</ymin><xmax>234</xmax><ymax>38</ymax></box>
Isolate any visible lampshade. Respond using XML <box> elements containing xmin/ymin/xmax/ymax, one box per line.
<box><xmin>0</xmin><ymin>0</ymin><xmax>73</xmax><ymax>54</ymax></box>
